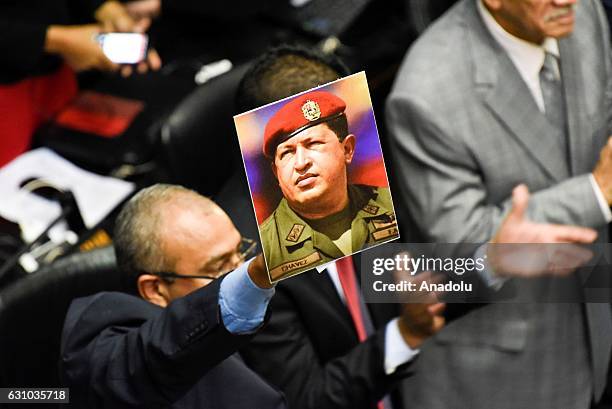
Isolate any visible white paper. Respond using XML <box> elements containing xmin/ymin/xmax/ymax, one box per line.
<box><xmin>0</xmin><ymin>148</ymin><xmax>134</xmax><ymax>242</ymax></box>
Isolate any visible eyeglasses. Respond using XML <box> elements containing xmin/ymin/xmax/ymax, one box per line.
<box><xmin>149</xmin><ymin>237</ymin><xmax>257</xmax><ymax>281</ymax></box>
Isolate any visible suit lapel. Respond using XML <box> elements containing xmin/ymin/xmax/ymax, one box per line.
<box><xmin>464</xmin><ymin>1</ymin><xmax>568</xmax><ymax>181</ymax></box>
<box><xmin>303</xmin><ymin>269</ymin><xmax>356</xmax><ymax>328</ymax></box>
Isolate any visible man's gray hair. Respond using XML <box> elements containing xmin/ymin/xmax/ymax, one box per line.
<box><xmin>113</xmin><ymin>183</ymin><xmax>214</xmax><ymax>294</ymax></box>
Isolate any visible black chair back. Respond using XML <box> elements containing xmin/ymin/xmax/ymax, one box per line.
<box><xmin>161</xmin><ymin>64</ymin><xmax>251</xmax><ymax>196</ymax></box>
<box><xmin>0</xmin><ymin>246</ymin><xmax>121</xmax><ymax>389</ymax></box>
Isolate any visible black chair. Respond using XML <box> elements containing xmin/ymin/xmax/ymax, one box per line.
<box><xmin>0</xmin><ymin>246</ymin><xmax>121</xmax><ymax>392</ymax></box>
<box><xmin>159</xmin><ymin>61</ymin><xmax>263</xmax><ymax>243</ymax></box>
<box><xmin>214</xmin><ymin>169</ymin><xmax>261</xmax><ymax>249</ymax></box>
<box><xmin>160</xmin><ymin>63</ymin><xmax>252</xmax><ymax>196</ymax></box>
<box><xmin>35</xmin><ymin>71</ymin><xmax>196</xmax><ymax>177</ymax></box>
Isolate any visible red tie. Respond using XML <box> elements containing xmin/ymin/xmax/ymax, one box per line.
<box><xmin>336</xmin><ymin>257</ymin><xmax>386</xmax><ymax>409</ymax></box>
<box><xmin>336</xmin><ymin>256</ymin><xmax>367</xmax><ymax>341</ymax></box>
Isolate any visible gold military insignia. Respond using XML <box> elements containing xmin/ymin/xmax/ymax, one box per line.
<box><xmin>362</xmin><ymin>204</ymin><xmax>380</xmax><ymax>215</ymax></box>
<box><xmin>269</xmin><ymin>252</ymin><xmax>322</xmax><ymax>281</ymax></box>
<box><xmin>372</xmin><ymin>226</ymin><xmax>400</xmax><ymax>241</ymax></box>
<box><xmin>301</xmin><ymin>100</ymin><xmax>321</xmax><ymax>121</ymax></box>
<box><xmin>286</xmin><ymin>223</ymin><xmax>305</xmax><ymax>243</ymax></box>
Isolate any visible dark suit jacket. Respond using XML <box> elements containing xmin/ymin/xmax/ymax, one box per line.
<box><xmin>60</xmin><ymin>278</ymin><xmax>286</xmax><ymax>408</ymax></box>
<box><xmin>240</xmin><ymin>261</ymin><xmax>413</xmax><ymax>409</ymax></box>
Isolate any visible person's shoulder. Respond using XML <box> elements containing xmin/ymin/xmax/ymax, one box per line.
<box><xmin>348</xmin><ymin>184</ymin><xmax>394</xmax><ymax>215</ymax></box>
<box><xmin>401</xmin><ymin>1</ymin><xmax>469</xmax><ymax>67</ymax></box>
<box><xmin>71</xmin><ymin>291</ymin><xmax>145</xmax><ymax>310</ymax></box>
<box><xmin>580</xmin><ymin>0</ymin><xmax>607</xmax><ymax>19</ymax></box>
<box><xmin>260</xmin><ymin>203</ymin><xmax>287</xmax><ymax>260</ymax></box>
<box><xmin>370</xmin><ymin>185</ymin><xmax>394</xmax><ymax>210</ymax></box>
<box><xmin>66</xmin><ymin>292</ymin><xmax>157</xmax><ymax>328</ymax></box>
<box><xmin>391</xmin><ymin>0</ymin><xmax>475</xmax><ymax>100</ymax></box>
<box><xmin>576</xmin><ymin>0</ymin><xmax>609</xmax><ymax>42</ymax></box>
<box><xmin>62</xmin><ymin>292</ymin><xmax>157</xmax><ymax>348</ymax></box>
<box><xmin>373</xmin><ymin>186</ymin><xmax>392</xmax><ymax>204</ymax></box>
<box><xmin>351</xmin><ymin>184</ymin><xmax>390</xmax><ymax>201</ymax></box>
<box><xmin>260</xmin><ymin>205</ymin><xmax>282</xmax><ymax>243</ymax></box>
<box><xmin>260</xmin><ymin>210</ymin><xmax>278</xmax><ymax>234</ymax></box>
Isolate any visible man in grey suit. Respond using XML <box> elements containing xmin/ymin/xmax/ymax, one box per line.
<box><xmin>387</xmin><ymin>0</ymin><xmax>612</xmax><ymax>408</ymax></box>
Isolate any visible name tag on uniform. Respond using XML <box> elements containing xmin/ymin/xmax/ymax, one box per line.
<box><xmin>270</xmin><ymin>252</ymin><xmax>322</xmax><ymax>279</ymax></box>
<box><xmin>372</xmin><ymin>226</ymin><xmax>399</xmax><ymax>241</ymax></box>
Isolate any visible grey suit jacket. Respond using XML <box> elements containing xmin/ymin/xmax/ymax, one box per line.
<box><xmin>387</xmin><ymin>0</ymin><xmax>612</xmax><ymax>408</ymax></box>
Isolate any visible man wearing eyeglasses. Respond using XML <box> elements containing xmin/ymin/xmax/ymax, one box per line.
<box><xmin>60</xmin><ymin>184</ymin><xmax>287</xmax><ymax>408</ymax></box>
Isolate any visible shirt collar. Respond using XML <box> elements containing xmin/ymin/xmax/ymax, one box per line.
<box><xmin>476</xmin><ymin>0</ymin><xmax>559</xmax><ymax>80</ymax></box>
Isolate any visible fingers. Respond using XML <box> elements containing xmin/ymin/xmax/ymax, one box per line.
<box><xmin>427</xmin><ymin>302</ymin><xmax>446</xmax><ymax>316</ymax></box>
<box><xmin>394</xmin><ymin>269</ymin><xmax>445</xmax><ymax>304</ymax></box>
<box><xmin>114</xmin><ymin>15</ymin><xmax>135</xmax><ymax>32</ymax></box>
<box><xmin>121</xmin><ymin>65</ymin><xmax>133</xmax><ymax>77</ymax></box>
<box><xmin>101</xmin><ymin>20</ymin><xmax>114</xmax><ymax>33</ymax></box>
<box><xmin>546</xmin><ymin>245</ymin><xmax>593</xmax><ymax>275</ymax></box>
<box><xmin>399</xmin><ymin>300</ymin><xmax>446</xmax><ymax>345</ymax></box>
<box><xmin>432</xmin><ymin>315</ymin><xmax>446</xmax><ymax>332</ymax></box>
<box><xmin>133</xmin><ymin>17</ymin><xmax>152</xmax><ymax>33</ymax></box>
<box><xmin>118</xmin><ymin>48</ymin><xmax>160</xmax><ymax>77</ymax></box>
<box><xmin>247</xmin><ymin>254</ymin><xmax>273</xmax><ymax>289</ymax></box>
<box><xmin>546</xmin><ymin>224</ymin><xmax>597</xmax><ymax>243</ymax></box>
<box><xmin>95</xmin><ymin>1</ymin><xmax>136</xmax><ymax>32</ymax></box>
<box><xmin>88</xmin><ymin>25</ymin><xmax>119</xmax><ymax>72</ymax></box>
<box><xmin>100</xmin><ymin>55</ymin><xmax>120</xmax><ymax>72</ymax></box>
<box><xmin>146</xmin><ymin>49</ymin><xmax>162</xmax><ymax>71</ymax></box>
<box><xmin>124</xmin><ymin>0</ymin><xmax>161</xmax><ymax>19</ymax></box>
<box><xmin>137</xmin><ymin>62</ymin><xmax>148</xmax><ymax>74</ymax></box>
<box><xmin>414</xmin><ymin>271</ymin><xmax>446</xmax><ymax>302</ymax></box>
<box><xmin>508</xmin><ymin>184</ymin><xmax>529</xmax><ymax>222</ymax></box>
<box><xmin>89</xmin><ymin>23</ymin><xmax>103</xmax><ymax>37</ymax></box>
<box><xmin>390</xmin><ymin>252</ymin><xmax>412</xmax><ymax>284</ymax></box>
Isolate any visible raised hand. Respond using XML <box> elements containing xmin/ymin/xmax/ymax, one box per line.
<box><xmin>488</xmin><ymin>184</ymin><xmax>596</xmax><ymax>277</ymax></box>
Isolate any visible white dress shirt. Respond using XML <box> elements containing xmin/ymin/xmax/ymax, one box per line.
<box><xmin>477</xmin><ymin>0</ymin><xmax>612</xmax><ymax>222</ymax></box>
<box><xmin>318</xmin><ymin>262</ymin><xmax>419</xmax><ymax>374</ymax></box>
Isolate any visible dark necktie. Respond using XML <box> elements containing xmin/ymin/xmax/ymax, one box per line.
<box><xmin>539</xmin><ymin>51</ymin><xmax>570</xmax><ymax>168</ymax></box>
<box><xmin>539</xmin><ymin>51</ymin><xmax>566</xmax><ymax>129</ymax></box>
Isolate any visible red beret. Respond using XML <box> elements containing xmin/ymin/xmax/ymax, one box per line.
<box><xmin>263</xmin><ymin>90</ymin><xmax>346</xmax><ymax>158</ymax></box>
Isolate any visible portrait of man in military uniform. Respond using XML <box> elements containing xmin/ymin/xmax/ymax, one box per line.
<box><xmin>235</xmin><ymin>73</ymin><xmax>399</xmax><ymax>282</ymax></box>
<box><xmin>258</xmin><ymin>86</ymin><xmax>401</xmax><ymax>282</ymax></box>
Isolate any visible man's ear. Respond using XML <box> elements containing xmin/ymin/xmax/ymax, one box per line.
<box><xmin>270</xmin><ymin>160</ymin><xmax>278</xmax><ymax>180</ymax></box>
<box><xmin>137</xmin><ymin>274</ymin><xmax>169</xmax><ymax>308</ymax></box>
<box><xmin>342</xmin><ymin>134</ymin><xmax>356</xmax><ymax>164</ymax></box>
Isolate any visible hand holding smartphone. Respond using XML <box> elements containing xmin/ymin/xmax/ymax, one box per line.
<box><xmin>96</xmin><ymin>33</ymin><xmax>149</xmax><ymax>64</ymax></box>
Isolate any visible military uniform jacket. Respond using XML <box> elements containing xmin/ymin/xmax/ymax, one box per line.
<box><xmin>260</xmin><ymin>184</ymin><xmax>399</xmax><ymax>281</ymax></box>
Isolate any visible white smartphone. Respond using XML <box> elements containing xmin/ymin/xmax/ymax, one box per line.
<box><xmin>97</xmin><ymin>33</ymin><xmax>148</xmax><ymax>64</ymax></box>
